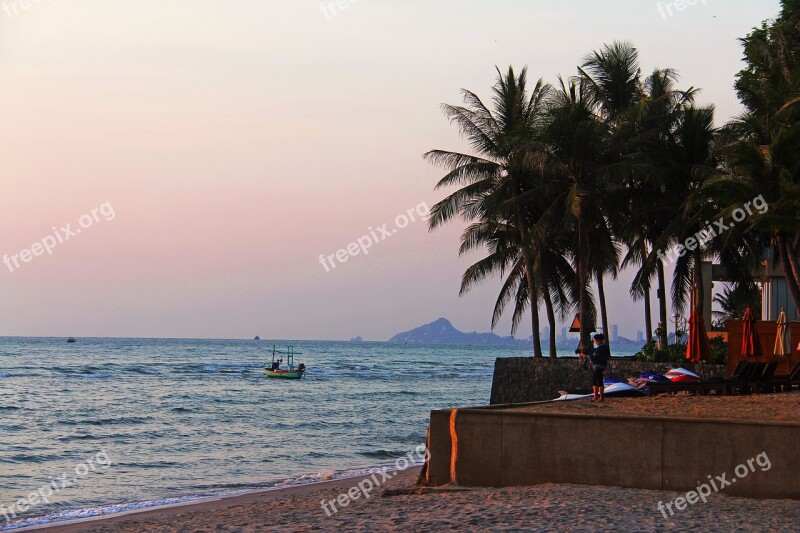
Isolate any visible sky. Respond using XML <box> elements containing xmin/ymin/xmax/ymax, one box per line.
<box><xmin>0</xmin><ymin>0</ymin><xmax>783</xmax><ymax>341</ymax></box>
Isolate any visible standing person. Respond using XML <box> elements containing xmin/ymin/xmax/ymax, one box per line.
<box><xmin>585</xmin><ymin>334</ymin><xmax>610</xmax><ymax>402</ymax></box>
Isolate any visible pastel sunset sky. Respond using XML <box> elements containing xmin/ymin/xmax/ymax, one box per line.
<box><xmin>0</xmin><ymin>0</ymin><xmax>781</xmax><ymax>340</ymax></box>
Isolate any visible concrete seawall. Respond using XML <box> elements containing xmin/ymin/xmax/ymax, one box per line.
<box><xmin>490</xmin><ymin>358</ymin><xmax>726</xmax><ymax>404</ymax></box>
<box><xmin>426</xmin><ymin>407</ymin><xmax>800</xmax><ymax>500</ymax></box>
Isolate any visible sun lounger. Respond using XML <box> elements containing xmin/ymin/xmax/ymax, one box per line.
<box><xmin>646</xmin><ymin>381</ymin><xmax>703</xmax><ymax>397</ymax></box>
<box><xmin>750</xmin><ymin>361</ymin><xmax>779</xmax><ymax>393</ymax></box>
<box><xmin>719</xmin><ymin>361</ymin><xmax>757</xmax><ymax>395</ymax></box>
<box><xmin>771</xmin><ymin>362</ymin><xmax>800</xmax><ymax>392</ymax></box>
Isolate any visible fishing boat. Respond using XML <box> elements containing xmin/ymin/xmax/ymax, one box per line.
<box><xmin>265</xmin><ymin>345</ymin><xmax>306</xmax><ymax>379</ymax></box>
<box><xmin>66</xmin><ymin>337</ymin><xmax>76</xmax><ymax>343</ymax></box>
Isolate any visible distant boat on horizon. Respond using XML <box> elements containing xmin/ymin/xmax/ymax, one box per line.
<box><xmin>66</xmin><ymin>337</ymin><xmax>76</xmax><ymax>343</ymax></box>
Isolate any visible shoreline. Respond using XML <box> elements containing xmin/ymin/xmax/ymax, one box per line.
<box><xmin>11</xmin><ymin>467</ymin><xmax>422</xmax><ymax>532</ymax></box>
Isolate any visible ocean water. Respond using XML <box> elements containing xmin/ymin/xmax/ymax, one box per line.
<box><xmin>0</xmin><ymin>337</ymin><xmax>541</xmax><ymax>530</ymax></box>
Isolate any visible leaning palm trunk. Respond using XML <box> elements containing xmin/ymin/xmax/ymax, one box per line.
<box><xmin>543</xmin><ymin>290</ymin><xmax>558</xmax><ymax>358</ymax></box>
<box><xmin>656</xmin><ymin>259</ymin><xmax>669</xmax><ymax>348</ymax></box>
<box><xmin>597</xmin><ymin>275</ymin><xmax>610</xmax><ymax>353</ymax></box>
<box><xmin>643</xmin><ymin>281</ymin><xmax>653</xmax><ymax>342</ymax></box>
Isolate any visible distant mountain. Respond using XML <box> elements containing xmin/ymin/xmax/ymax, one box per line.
<box><xmin>388</xmin><ymin>318</ymin><xmax>525</xmax><ymax>345</ymax></box>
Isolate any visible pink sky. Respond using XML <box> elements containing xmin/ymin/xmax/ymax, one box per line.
<box><xmin>0</xmin><ymin>0</ymin><xmax>781</xmax><ymax>340</ymax></box>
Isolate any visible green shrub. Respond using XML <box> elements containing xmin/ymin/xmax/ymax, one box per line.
<box><xmin>634</xmin><ymin>338</ymin><xmax>728</xmax><ymax>365</ymax></box>
<box><xmin>708</xmin><ymin>337</ymin><xmax>728</xmax><ymax>365</ymax></box>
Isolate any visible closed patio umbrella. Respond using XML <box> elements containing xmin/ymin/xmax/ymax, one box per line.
<box><xmin>742</xmin><ymin>306</ymin><xmax>762</xmax><ymax>358</ymax></box>
<box><xmin>774</xmin><ymin>308</ymin><xmax>792</xmax><ymax>359</ymax></box>
<box><xmin>686</xmin><ymin>309</ymin><xmax>712</xmax><ymax>368</ymax></box>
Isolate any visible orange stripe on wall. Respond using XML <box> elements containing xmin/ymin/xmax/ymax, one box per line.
<box><xmin>449</xmin><ymin>409</ymin><xmax>459</xmax><ymax>484</ymax></box>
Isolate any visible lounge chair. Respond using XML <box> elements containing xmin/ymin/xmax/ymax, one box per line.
<box><xmin>647</xmin><ymin>380</ymin><xmax>703</xmax><ymax>397</ymax></box>
<box><xmin>750</xmin><ymin>361</ymin><xmax>779</xmax><ymax>393</ymax></box>
<box><xmin>726</xmin><ymin>362</ymin><xmax>764</xmax><ymax>395</ymax></box>
<box><xmin>771</xmin><ymin>362</ymin><xmax>800</xmax><ymax>392</ymax></box>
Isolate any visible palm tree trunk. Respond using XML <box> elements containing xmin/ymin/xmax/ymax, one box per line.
<box><xmin>597</xmin><ymin>274</ymin><xmax>610</xmax><ymax>354</ymax></box>
<box><xmin>515</xmin><ymin>209</ymin><xmax>543</xmax><ymax>358</ymax></box>
<box><xmin>644</xmin><ymin>281</ymin><xmax>653</xmax><ymax>343</ymax></box>
<box><xmin>656</xmin><ymin>259</ymin><xmax>669</xmax><ymax>348</ymax></box>
<box><xmin>578</xmin><ymin>217</ymin><xmax>592</xmax><ymax>351</ymax></box>
<box><xmin>778</xmin><ymin>234</ymin><xmax>800</xmax><ymax>316</ymax></box>
<box><xmin>543</xmin><ymin>289</ymin><xmax>558</xmax><ymax>358</ymax></box>
<box><xmin>521</xmin><ymin>258</ymin><xmax>543</xmax><ymax>358</ymax></box>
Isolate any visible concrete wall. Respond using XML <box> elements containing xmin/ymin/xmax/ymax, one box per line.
<box><xmin>427</xmin><ymin>408</ymin><xmax>800</xmax><ymax>500</ymax></box>
<box><xmin>490</xmin><ymin>358</ymin><xmax>727</xmax><ymax>405</ymax></box>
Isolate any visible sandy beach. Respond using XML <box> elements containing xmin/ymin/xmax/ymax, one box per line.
<box><xmin>28</xmin><ymin>464</ymin><xmax>799</xmax><ymax>532</ymax></box>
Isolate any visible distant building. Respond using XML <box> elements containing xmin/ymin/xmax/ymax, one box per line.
<box><xmin>637</xmin><ymin>331</ymin><xmax>644</xmax><ymax>343</ymax></box>
<box><xmin>560</xmin><ymin>327</ymin><xmax>567</xmax><ymax>344</ymax></box>
<box><xmin>611</xmin><ymin>324</ymin><xmax>619</xmax><ymax>343</ymax></box>
<box><xmin>543</xmin><ymin>327</ymin><xmax>551</xmax><ymax>341</ymax></box>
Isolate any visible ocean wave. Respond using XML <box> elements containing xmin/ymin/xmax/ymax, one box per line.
<box><xmin>359</xmin><ymin>449</ymin><xmax>406</xmax><ymax>460</ymax></box>
<box><xmin>60</xmin><ymin>416</ymin><xmax>154</xmax><ymax>427</ymax></box>
<box><xmin>126</xmin><ymin>366</ymin><xmax>161</xmax><ymax>375</ymax></box>
<box><xmin>57</xmin><ymin>434</ymin><xmax>102</xmax><ymax>442</ymax></box>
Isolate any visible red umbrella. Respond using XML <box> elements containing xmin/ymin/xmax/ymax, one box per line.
<box><xmin>686</xmin><ymin>309</ymin><xmax>712</xmax><ymax>364</ymax></box>
<box><xmin>742</xmin><ymin>306</ymin><xmax>762</xmax><ymax>358</ymax></box>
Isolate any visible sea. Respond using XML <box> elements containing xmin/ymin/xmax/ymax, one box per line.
<box><xmin>0</xmin><ymin>337</ymin><xmax>637</xmax><ymax>530</ymax></box>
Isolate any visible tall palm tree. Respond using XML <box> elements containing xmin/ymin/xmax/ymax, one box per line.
<box><xmin>534</xmin><ymin>76</ymin><xmax>612</xmax><ymax>351</ymax></box>
<box><xmin>622</xmin><ymin>68</ymin><xmax>698</xmax><ymax>346</ymax></box>
<box><xmin>426</xmin><ymin>67</ymin><xmax>552</xmax><ymax>357</ymax></box>
<box><xmin>663</xmin><ymin>105</ymin><xmax>720</xmax><ymax>316</ymax></box>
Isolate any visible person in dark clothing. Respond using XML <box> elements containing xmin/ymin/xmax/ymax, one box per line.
<box><xmin>587</xmin><ymin>334</ymin><xmax>610</xmax><ymax>402</ymax></box>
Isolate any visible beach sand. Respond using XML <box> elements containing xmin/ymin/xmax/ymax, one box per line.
<box><xmin>33</xmin><ymin>467</ymin><xmax>799</xmax><ymax>532</ymax></box>
<box><xmin>509</xmin><ymin>389</ymin><xmax>800</xmax><ymax>422</ymax></box>
<box><xmin>32</xmin><ymin>393</ymin><xmax>800</xmax><ymax>532</ymax></box>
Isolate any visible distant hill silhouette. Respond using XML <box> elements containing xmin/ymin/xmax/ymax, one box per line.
<box><xmin>388</xmin><ymin>318</ymin><xmax>527</xmax><ymax>345</ymax></box>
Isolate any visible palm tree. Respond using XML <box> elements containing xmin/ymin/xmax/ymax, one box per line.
<box><xmin>534</xmin><ymin>76</ymin><xmax>612</xmax><ymax>351</ymax></box>
<box><xmin>457</xmin><ymin>216</ymin><xmax>575</xmax><ymax>358</ymax></box>
<box><xmin>663</xmin><ymin>105</ymin><xmax>720</xmax><ymax>316</ymax></box>
<box><xmin>622</xmin><ymin>68</ymin><xmax>697</xmax><ymax>346</ymax></box>
<box><xmin>713</xmin><ymin>282</ymin><xmax>762</xmax><ymax>326</ymax></box>
<box><xmin>425</xmin><ymin>67</ymin><xmax>552</xmax><ymax>357</ymax></box>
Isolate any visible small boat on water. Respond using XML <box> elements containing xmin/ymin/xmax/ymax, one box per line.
<box><xmin>66</xmin><ymin>337</ymin><xmax>76</xmax><ymax>343</ymax></box>
<box><xmin>265</xmin><ymin>345</ymin><xmax>306</xmax><ymax>379</ymax></box>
